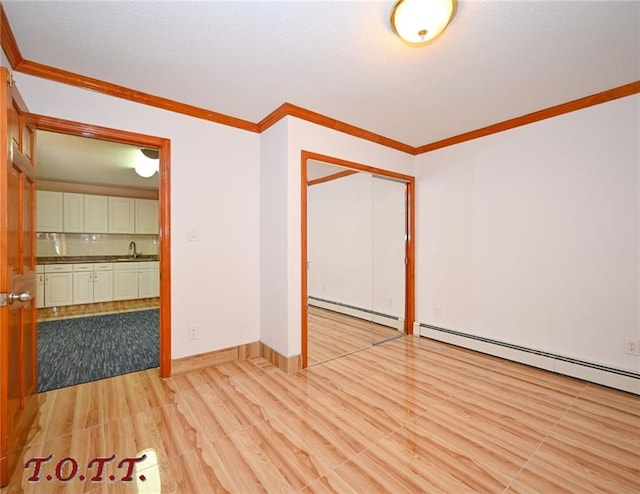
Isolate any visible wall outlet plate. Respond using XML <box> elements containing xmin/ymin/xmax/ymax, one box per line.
<box><xmin>188</xmin><ymin>324</ymin><xmax>198</xmax><ymax>340</ymax></box>
<box><xmin>624</xmin><ymin>338</ymin><xmax>640</xmax><ymax>356</ymax></box>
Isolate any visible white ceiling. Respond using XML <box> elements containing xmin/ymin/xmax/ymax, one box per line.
<box><xmin>3</xmin><ymin>0</ymin><xmax>639</xmax><ymax>174</ymax></box>
<box><xmin>36</xmin><ymin>131</ymin><xmax>159</xmax><ymax>190</ymax></box>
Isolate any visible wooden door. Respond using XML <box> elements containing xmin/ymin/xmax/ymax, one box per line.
<box><xmin>0</xmin><ymin>67</ymin><xmax>38</xmax><ymax>486</ymax></box>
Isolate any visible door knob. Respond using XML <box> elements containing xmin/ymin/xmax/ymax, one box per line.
<box><xmin>9</xmin><ymin>291</ymin><xmax>32</xmax><ymax>303</ymax></box>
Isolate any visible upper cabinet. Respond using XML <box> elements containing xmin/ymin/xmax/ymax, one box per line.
<box><xmin>84</xmin><ymin>195</ymin><xmax>109</xmax><ymax>233</ymax></box>
<box><xmin>37</xmin><ymin>192</ymin><xmax>157</xmax><ymax>234</ymax></box>
<box><xmin>108</xmin><ymin>197</ymin><xmax>135</xmax><ymax>234</ymax></box>
<box><xmin>62</xmin><ymin>193</ymin><xmax>84</xmax><ymax>232</ymax></box>
<box><xmin>135</xmin><ymin>199</ymin><xmax>159</xmax><ymax>234</ymax></box>
<box><xmin>36</xmin><ymin>191</ymin><xmax>63</xmax><ymax>232</ymax></box>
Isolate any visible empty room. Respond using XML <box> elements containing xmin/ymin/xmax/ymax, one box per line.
<box><xmin>0</xmin><ymin>1</ymin><xmax>638</xmax><ymax>492</ymax></box>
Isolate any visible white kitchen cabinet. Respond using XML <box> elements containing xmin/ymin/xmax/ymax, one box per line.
<box><xmin>73</xmin><ymin>263</ymin><xmax>114</xmax><ymax>304</ymax></box>
<box><xmin>138</xmin><ymin>261</ymin><xmax>159</xmax><ymax>298</ymax></box>
<box><xmin>109</xmin><ymin>197</ymin><xmax>135</xmax><ymax>234</ymax></box>
<box><xmin>44</xmin><ymin>264</ymin><xmax>73</xmax><ymax>307</ymax></box>
<box><xmin>93</xmin><ymin>263</ymin><xmax>114</xmax><ymax>302</ymax></box>
<box><xmin>36</xmin><ymin>265</ymin><xmax>45</xmax><ymax>309</ymax></box>
<box><xmin>135</xmin><ymin>199</ymin><xmax>159</xmax><ymax>234</ymax></box>
<box><xmin>84</xmin><ymin>194</ymin><xmax>109</xmax><ymax>233</ymax></box>
<box><xmin>63</xmin><ymin>192</ymin><xmax>84</xmax><ymax>233</ymax></box>
<box><xmin>113</xmin><ymin>262</ymin><xmax>139</xmax><ymax>300</ymax></box>
<box><xmin>36</xmin><ymin>191</ymin><xmax>63</xmax><ymax>232</ymax></box>
<box><xmin>72</xmin><ymin>265</ymin><xmax>94</xmax><ymax>305</ymax></box>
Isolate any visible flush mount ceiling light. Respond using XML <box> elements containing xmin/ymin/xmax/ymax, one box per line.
<box><xmin>135</xmin><ymin>148</ymin><xmax>159</xmax><ymax>178</ymax></box>
<box><xmin>390</xmin><ymin>0</ymin><xmax>454</xmax><ymax>45</ymax></box>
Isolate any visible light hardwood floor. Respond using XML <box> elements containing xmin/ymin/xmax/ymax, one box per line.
<box><xmin>307</xmin><ymin>306</ymin><xmax>402</xmax><ymax>365</ymax></box>
<box><xmin>2</xmin><ymin>336</ymin><xmax>639</xmax><ymax>493</ymax></box>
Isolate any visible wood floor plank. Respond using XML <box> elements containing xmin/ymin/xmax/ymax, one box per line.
<box><xmin>2</xmin><ymin>335</ymin><xmax>639</xmax><ymax>493</ymax></box>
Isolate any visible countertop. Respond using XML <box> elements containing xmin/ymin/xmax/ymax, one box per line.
<box><xmin>37</xmin><ymin>255</ymin><xmax>159</xmax><ymax>265</ymax></box>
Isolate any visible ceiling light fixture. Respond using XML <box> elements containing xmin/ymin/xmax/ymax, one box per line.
<box><xmin>135</xmin><ymin>148</ymin><xmax>159</xmax><ymax>178</ymax></box>
<box><xmin>390</xmin><ymin>0</ymin><xmax>454</xmax><ymax>45</ymax></box>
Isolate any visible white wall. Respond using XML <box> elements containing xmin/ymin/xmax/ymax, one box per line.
<box><xmin>14</xmin><ymin>73</ymin><xmax>261</xmax><ymax>360</ymax></box>
<box><xmin>416</xmin><ymin>94</ymin><xmax>640</xmax><ymax>372</ymax></box>
<box><xmin>259</xmin><ymin>118</ymin><xmax>289</xmax><ymax>353</ymax></box>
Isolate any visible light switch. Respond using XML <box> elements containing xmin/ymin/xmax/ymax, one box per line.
<box><xmin>188</xmin><ymin>227</ymin><xmax>199</xmax><ymax>242</ymax></box>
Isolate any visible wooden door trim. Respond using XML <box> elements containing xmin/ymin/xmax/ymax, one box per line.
<box><xmin>25</xmin><ymin>113</ymin><xmax>172</xmax><ymax>377</ymax></box>
<box><xmin>300</xmin><ymin>150</ymin><xmax>416</xmax><ymax>369</ymax></box>
<box><xmin>307</xmin><ymin>169</ymin><xmax>358</xmax><ymax>187</ymax></box>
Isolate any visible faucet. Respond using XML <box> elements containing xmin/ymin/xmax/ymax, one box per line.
<box><xmin>129</xmin><ymin>241</ymin><xmax>140</xmax><ymax>258</ymax></box>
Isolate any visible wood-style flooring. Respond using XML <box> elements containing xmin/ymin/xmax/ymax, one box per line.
<box><xmin>2</xmin><ymin>335</ymin><xmax>639</xmax><ymax>493</ymax></box>
<box><xmin>307</xmin><ymin>306</ymin><xmax>402</xmax><ymax>365</ymax></box>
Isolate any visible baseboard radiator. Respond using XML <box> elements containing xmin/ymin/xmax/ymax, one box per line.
<box><xmin>308</xmin><ymin>296</ymin><xmax>404</xmax><ymax>331</ymax></box>
<box><xmin>416</xmin><ymin>322</ymin><xmax>640</xmax><ymax>396</ymax></box>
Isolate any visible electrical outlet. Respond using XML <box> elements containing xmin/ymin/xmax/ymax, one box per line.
<box><xmin>188</xmin><ymin>325</ymin><xmax>198</xmax><ymax>341</ymax></box>
<box><xmin>434</xmin><ymin>306</ymin><xmax>442</xmax><ymax>317</ymax></box>
<box><xmin>624</xmin><ymin>338</ymin><xmax>640</xmax><ymax>356</ymax></box>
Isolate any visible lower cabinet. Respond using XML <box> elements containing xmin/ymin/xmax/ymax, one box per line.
<box><xmin>73</xmin><ymin>263</ymin><xmax>114</xmax><ymax>304</ymax></box>
<box><xmin>43</xmin><ymin>264</ymin><xmax>73</xmax><ymax>307</ymax></box>
<box><xmin>94</xmin><ymin>266</ymin><xmax>114</xmax><ymax>302</ymax></box>
<box><xmin>113</xmin><ymin>262</ymin><xmax>140</xmax><ymax>301</ymax></box>
<box><xmin>138</xmin><ymin>261</ymin><xmax>160</xmax><ymax>298</ymax></box>
<box><xmin>38</xmin><ymin>260</ymin><xmax>159</xmax><ymax>307</ymax></box>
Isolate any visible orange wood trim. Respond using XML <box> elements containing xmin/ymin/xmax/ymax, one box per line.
<box><xmin>0</xmin><ymin>66</ymin><xmax>9</xmax><ymax>486</ymax></box>
<box><xmin>301</xmin><ymin>151</ymin><xmax>308</xmax><ymax>369</ymax></box>
<box><xmin>262</xmin><ymin>103</ymin><xmax>416</xmax><ymax>155</ymax></box>
<box><xmin>416</xmin><ymin>81</ymin><xmax>640</xmax><ymax>154</ymax></box>
<box><xmin>405</xmin><ymin>180</ymin><xmax>415</xmax><ymax>335</ymax></box>
<box><xmin>158</xmin><ymin>139</ymin><xmax>171</xmax><ymax>377</ymax></box>
<box><xmin>307</xmin><ymin>169</ymin><xmax>358</xmax><ymax>186</ymax></box>
<box><xmin>300</xmin><ymin>149</ymin><xmax>416</xmax><ymax>367</ymax></box>
<box><xmin>17</xmin><ymin>60</ymin><xmax>259</xmax><ymax>133</ymax></box>
<box><xmin>0</xmin><ymin>4</ymin><xmax>23</xmax><ymax>70</ymax></box>
<box><xmin>25</xmin><ymin>113</ymin><xmax>172</xmax><ymax>378</ymax></box>
<box><xmin>303</xmin><ymin>151</ymin><xmax>414</xmax><ymax>182</ymax></box>
<box><xmin>257</xmin><ymin>103</ymin><xmax>289</xmax><ymax>133</ymax></box>
<box><xmin>260</xmin><ymin>342</ymin><xmax>301</xmax><ymax>374</ymax></box>
<box><xmin>26</xmin><ymin>113</ymin><xmax>164</xmax><ymax>147</ymax></box>
<box><xmin>37</xmin><ymin>180</ymin><xmax>159</xmax><ymax>199</ymax></box>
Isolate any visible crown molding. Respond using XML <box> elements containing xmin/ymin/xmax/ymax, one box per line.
<box><xmin>415</xmin><ymin>81</ymin><xmax>640</xmax><ymax>155</ymax></box>
<box><xmin>0</xmin><ymin>3</ymin><xmax>23</xmax><ymax>69</ymax></box>
<box><xmin>17</xmin><ymin>59</ymin><xmax>259</xmax><ymax>133</ymax></box>
<box><xmin>259</xmin><ymin>102</ymin><xmax>416</xmax><ymax>155</ymax></box>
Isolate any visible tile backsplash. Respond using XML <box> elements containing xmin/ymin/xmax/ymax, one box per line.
<box><xmin>37</xmin><ymin>233</ymin><xmax>159</xmax><ymax>258</ymax></box>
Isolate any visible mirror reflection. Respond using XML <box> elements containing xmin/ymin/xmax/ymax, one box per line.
<box><xmin>306</xmin><ymin>160</ymin><xmax>408</xmax><ymax>365</ymax></box>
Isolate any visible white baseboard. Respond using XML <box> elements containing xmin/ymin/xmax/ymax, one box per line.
<box><xmin>308</xmin><ymin>297</ymin><xmax>404</xmax><ymax>331</ymax></box>
<box><xmin>416</xmin><ymin>322</ymin><xmax>640</xmax><ymax>396</ymax></box>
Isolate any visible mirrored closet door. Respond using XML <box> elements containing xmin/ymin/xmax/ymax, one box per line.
<box><xmin>305</xmin><ymin>158</ymin><xmax>409</xmax><ymax>365</ymax></box>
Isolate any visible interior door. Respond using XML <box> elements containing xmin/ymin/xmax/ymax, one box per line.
<box><xmin>0</xmin><ymin>67</ymin><xmax>38</xmax><ymax>486</ymax></box>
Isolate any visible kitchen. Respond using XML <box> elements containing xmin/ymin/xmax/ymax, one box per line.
<box><xmin>34</xmin><ymin>130</ymin><xmax>160</xmax><ymax>392</ymax></box>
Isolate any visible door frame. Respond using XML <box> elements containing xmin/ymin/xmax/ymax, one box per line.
<box><xmin>301</xmin><ymin>150</ymin><xmax>415</xmax><ymax>368</ymax></box>
<box><xmin>26</xmin><ymin>113</ymin><xmax>172</xmax><ymax>377</ymax></box>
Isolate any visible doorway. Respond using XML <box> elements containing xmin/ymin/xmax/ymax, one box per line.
<box><xmin>27</xmin><ymin>113</ymin><xmax>172</xmax><ymax>378</ymax></box>
<box><xmin>301</xmin><ymin>151</ymin><xmax>415</xmax><ymax>368</ymax></box>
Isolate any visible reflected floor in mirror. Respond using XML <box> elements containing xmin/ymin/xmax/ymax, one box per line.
<box><xmin>3</xmin><ymin>336</ymin><xmax>638</xmax><ymax>493</ymax></box>
<box><xmin>307</xmin><ymin>306</ymin><xmax>403</xmax><ymax>365</ymax></box>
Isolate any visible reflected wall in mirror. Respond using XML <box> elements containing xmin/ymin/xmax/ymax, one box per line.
<box><xmin>304</xmin><ymin>156</ymin><xmax>413</xmax><ymax>366</ymax></box>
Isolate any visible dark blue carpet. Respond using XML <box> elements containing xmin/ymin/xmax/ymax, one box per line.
<box><xmin>37</xmin><ymin>309</ymin><xmax>159</xmax><ymax>392</ymax></box>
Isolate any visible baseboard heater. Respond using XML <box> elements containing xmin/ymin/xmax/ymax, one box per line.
<box><xmin>308</xmin><ymin>296</ymin><xmax>404</xmax><ymax>331</ymax></box>
<box><xmin>417</xmin><ymin>322</ymin><xmax>640</xmax><ymax>396</ymax></box>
